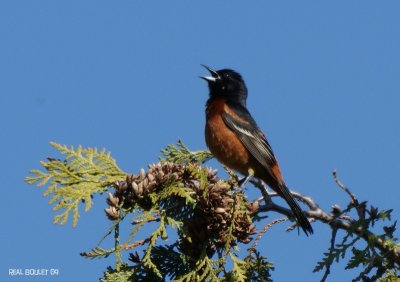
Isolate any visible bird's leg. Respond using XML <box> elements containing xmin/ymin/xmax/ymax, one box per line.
<box><xmin>230</xmin><ymin>169</ymin><xmax>254</xmax><ymax>195</ymax></box>
<box><xmin>258</xmin><ymin>183</ymin><xmax>273</xmax><ymax>205</ymax></box>
<box><xmin>237</xmin><ymin>168</ymin><xmax>255</xmax><ymax>189</ymax></box>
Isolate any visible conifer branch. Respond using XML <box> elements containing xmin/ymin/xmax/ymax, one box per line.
<box><xmin>160</xmin><ymin>139</ymin><xmax>213</xmax><ymax>164</ymax></box>
<box><xmin>26</xmin><ymin>141</ymin><xmax>399</xmax><ymax>281</ymax></box>
<box><xmin>25</xmin><ymin>142</ymin><xmax>125</xmax><ymax>226</ymax></box>
<box><xmin>80</xmin><ymin>247</ymin><xmax>116</xmax><ymax>259</ymax></box>
<box><xmin>252</xmin><ymin>171</ymin><xmax>400</xmax><ymax>281</ymax></box>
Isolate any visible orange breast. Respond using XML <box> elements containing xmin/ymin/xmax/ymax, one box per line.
<box><xmin>205</xmin><ymin>99</ymin><xmax>250</xmax><ymax>175</ymax></box>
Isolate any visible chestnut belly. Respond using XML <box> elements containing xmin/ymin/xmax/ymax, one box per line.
<box><xmin>205</xmin><ymin>122</ymin><xmax>250</xmax><ymax>176</ymax></box>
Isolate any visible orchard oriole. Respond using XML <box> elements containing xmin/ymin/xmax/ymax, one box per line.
<box><xmin>200</xmin><ymin>65</ymin><xmax>313</xmax><ymax>235</ymax></box>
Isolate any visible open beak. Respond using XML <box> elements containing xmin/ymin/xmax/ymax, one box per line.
<box><xmin>200</xmin><ymin>64</ymin><xmax>220</xmax><ymax>82</ymax></box>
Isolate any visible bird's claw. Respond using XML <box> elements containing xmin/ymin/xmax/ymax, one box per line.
<box><xmin>238</xmin><ymin>169</ymin><xmax>255</xmax><ymax>189</ymax></box>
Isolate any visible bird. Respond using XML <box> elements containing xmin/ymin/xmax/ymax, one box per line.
<box><xmin>200</xmin><ymin>65</ymin><xmax>313</xmax><ymax>235</ymax></box>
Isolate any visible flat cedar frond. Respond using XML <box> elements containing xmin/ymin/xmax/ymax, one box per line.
<box><xmin>224</xmin><ymin>193</ymin><xmax>250</xmax><ymax>252</ymax></box>
<box><xmin>122</xmin><ymin>211</ymin><xmax>157</xmax><ymax>248</ymax></box>
<box><xmin>154</xmin><ymin>184</ymin><xmax>196</xmax><ymax>206</ymax></box>
<box><xmin>175</xmin><ymin>252</ymin><xmax>220</xmax><ymax>282</ymax></box>
<box><xmin>378</xmin><ymin>269</ymin><xmax>400</xmax><ymax>282</ymax></box>
<box><xmin>160</xmin><ymin>139</ymin><xmax>213</xmax><ymax>164</ymax></box>
<box><xmin>49</xmin><ymin>142</ymin><xmax>124</xmax><ymax>177</ymax></box>
<box><xmin>313</xmin><ymin>236</ymin><xmax>361</xmax><ymax>273</ymax></box>
<box><xmin>244</xmin><ymin>251</ymin><xmax>274</xmax><ymax>282</ymax></box>
<box><xmin>134</xmin><ymin>245</ymin><xmax>192</xmax><ymax>281</ymax></box>
<box><xmin>80</xmin><ymin>246</ymin><xmax>115</xmax><ymax>259</ymax></box>
<box><xmin>314</xmin><ymin>203</ymin><xmax>400</xmax><ymax>281</ymax></box>
<box><xmin>141</xmin><ymin>215</ymin><xmax>168</xmax><ymax>279</ymax></box>
<box><xmin>198</xmin><ymin>256</ymin><xmax>221</xmax><ymax>282</ymax></box>
<box><xmin>100</xmin><ymin>265</ymin><xmax>134</xmax><ymax>282</ymax></box>
<box><xmin>25</xmin><ymin>142</ymin><xmax>125</xmax><ymax>226</ymax></box>
<box><xmin>229</xmin><ymin>253</ymin><xmax>248</xmax><ymax>282</ymax></box>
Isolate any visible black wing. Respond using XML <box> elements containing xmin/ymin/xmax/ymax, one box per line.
<box><xmin>223</xmin><ymin>108</ymin><xmax>314</xmax><ymax>235</ymax></box>
<box><xmin>222</xmin><ymin>109</ymin><xmax>278</xmax><ymax>178</ymax></box>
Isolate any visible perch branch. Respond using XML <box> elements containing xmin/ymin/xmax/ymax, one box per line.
<box><xmin>252</xmin><ymin>172</ymin><xmax>400</xmax><ymax>267</ymax></box>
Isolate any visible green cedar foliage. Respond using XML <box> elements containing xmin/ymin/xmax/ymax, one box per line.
<box><xmin>25</xmin><ymin>141</ymin><xmax>399</xmax><ymax>281</ymax></box>
<box><xmin>25</xmin><ymin>142</ymin><xmax>125</xmax><ymax>226</ymax></box>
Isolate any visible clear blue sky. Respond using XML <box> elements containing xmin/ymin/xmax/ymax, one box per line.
<box><xmin>1</xmin><ymin>1</ymin><xmax>400</xmax><ymax>281</ymax></box>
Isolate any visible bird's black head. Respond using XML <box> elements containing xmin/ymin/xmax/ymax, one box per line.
<box><xmin>200</xmin><ymin>65</ymin><xmax>248</xmax><ymax>106</ymax></box>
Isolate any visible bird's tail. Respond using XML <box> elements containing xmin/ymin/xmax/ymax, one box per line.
<box><xmin>277</xmin><ymin>184</ymin><xmax>313</xmax><ymax>235</ymax></box>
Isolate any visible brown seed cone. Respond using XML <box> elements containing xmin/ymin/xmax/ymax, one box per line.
<box><xmin>105</xmin><ymin>162</ymin><xmax>187</xmax><ymax>218</ymax></box>
<box><xmin>178</xmin><ymin>167</ymin><xmax>256</xmax><ymax>259</ymax></box>
<box><xmin>105</xmin><ymin>162</ymin><xmax>256</xmax><ymax>259</ymax></box>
